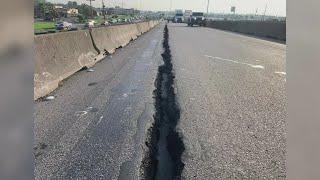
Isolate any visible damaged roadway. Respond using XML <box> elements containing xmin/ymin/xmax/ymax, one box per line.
<box><xmin>35</xmin><ymin>22</ymin><xmax>286</xmax><ymax>180</ymax></box>
<box><xmin>169</xmin><ymin>23</ymin><xmax>286</xmax><ymax>179</ymax></box>
<box><xmin>35</xmin><ymin>23</ymin><xmax>165</xmax><ymax>179</ymax></box>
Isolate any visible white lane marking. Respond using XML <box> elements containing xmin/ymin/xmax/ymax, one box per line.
<box><xmin>86</xmin><ymin>107</ymin><xmax>93</xmax><ymax>111</ymax></box>
<box><xmin>204</xmin><ymin>55</ymin><xmax>265</xmax><ymax>69</ymax></box>
<box><xmin>97</xmin><ymin>116</ymin><xmax>104</xmax><ymax>125</ymax></box>
<box><xmin>275</xmin><ymin>71</ymin><xmax>286</xmax><ymax>75</ymax></box>
<box><xmin>250</xmin><ymin>65</ymin><xmax>264</xmax><ymax>69</ymax></box>
<box><xmin>45</xmin><ymin>96</ymin><xmax>55</xmax><ymax>101</ymax></box>
<box><xmin>87</xmin><ymin>68</ymin><xmax>95</xmax><ymax>72</ymax></box>
<box><xmin>75</xmin><ymin>111</ymin><xmax>88</xmax><ymax>116</ymax></box>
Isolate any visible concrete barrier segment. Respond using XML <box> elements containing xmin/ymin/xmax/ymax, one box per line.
<box><xmin>34</xmin><ymin>30</ymin><xmax>99</xmax><ymax>100</ymax></box>
<box><xmin>34</xmin><ymin>21</ymin><xmax>160</xmax><ymax>100</ymax></box>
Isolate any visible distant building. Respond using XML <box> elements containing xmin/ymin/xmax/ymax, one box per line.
<box><xmin>67</xmin><ymin>8</ymin><xmax>78</xmax><ymax>17</ymax></box>
<box><xmin>95</xmin><ymin>8</ymin><xmax>105</xmax><ymax>16</ymax></box>
<box><xmin>54</xmin><ymin>5</ymin><xmax>67</xmax><ymax>18</ymax></box>
<box><xmin>54</xmin><ymin>5</ymin><xmax>63</xmax><ymax>9</ymax></box>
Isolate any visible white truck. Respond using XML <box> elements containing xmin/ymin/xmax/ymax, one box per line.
<box><xmin>184</xmin><ymin>10</ymin><xmax>192</xmax><ymax>23</ymax></box>
<box><xmin>173</xmin><ymin>9</ymin><xmax>184</xmax><ymax>23</ymax></box>
<box><xmin>187</xmin><ymin>12</ymin><xmax>206</xmax><ymax>27</ymax></box>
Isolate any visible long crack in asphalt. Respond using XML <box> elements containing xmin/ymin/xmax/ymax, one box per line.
<box><xmin>141</xmin><ymin>24</ymin><xmax>185</xmax><ymax>180</ymax></box>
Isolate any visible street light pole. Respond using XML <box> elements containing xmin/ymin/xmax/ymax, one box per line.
<box><xmin>102</xmin><ymin>0</ymin><xmax>106</xmax><ymax>21</ymax></box>
<box><xmin>262</xmin><ymin>0</ymin><xmax>269</xmax><ymax>21</ymax></box>
<box><xmin>90</xmin><ymin>0</ymin><xmax>92</xmax><ymax>18</ymax></box>
<box><xmin>207</xmin><ymin>0</ymin><xmax>210</xmax><ymax>15</ymax></box>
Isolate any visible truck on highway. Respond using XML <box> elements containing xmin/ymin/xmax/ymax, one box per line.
<box><xmin>184</xmin><ymin>10</ymin><xmax>192</xmax><ymax>23</ymax></box>
<box><xmin>187</xmin><ymin>12</ymin><xmax>206</xmax><ymax>27</ymax></box>
<box><xmin>173</xmin><ymin>9</ymin><xmax>184</xmax><ymax>23</ymax></box>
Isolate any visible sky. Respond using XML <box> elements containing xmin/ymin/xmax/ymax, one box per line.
<box><xmin>48</xmin><ymin>0</ymin><xmax>286</xmax><ymax>16</ymax></box>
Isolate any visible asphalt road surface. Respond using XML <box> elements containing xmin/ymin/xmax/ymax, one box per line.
<box><xmin>169</xmin><ymin>23</ymin><xmax>286</xmax><ymax>179</ymax></box>
<box><xmin>35</xmin><ymin>24</ymin><xmax>164</xmax><ymax>179</ymax></box>
<box><xmin>35</xmin><ymin>22</ymin><xmax>286</xmax><ymax>179</ymax></box>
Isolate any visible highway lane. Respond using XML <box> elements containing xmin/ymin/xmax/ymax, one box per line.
<box><xmin>35</xmin><ymin>22</ymin><xmax>286</xmax><ymax>179</ymax></box>
<box><xmin>34</xmin><ymin>23</ymin><xmax>164</xmax><ymax>179</ymax></box>
<box><xmin>168</xmin><ymin>23</ymin><xmax>286</xmax><ymax>179</ymax></box>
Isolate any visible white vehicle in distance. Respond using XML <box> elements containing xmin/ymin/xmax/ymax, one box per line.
<box><xmin>85</xmin><ymin>20</ymin><xmax>95</xmax><ymax>28</ymax></box>
<box><xmin>101</xmin><ymin>21</ymin><xmax>110</xmax><ymax>26</ymax></box>
<box><xmin>184</xmin><ymin>10</ymin><xmax>192</xmax><ymax>23</ymax></box>
<box><xmin>173</xmin><ymin>13</ymin><xmax>184</xmax><ymax>23</ymax></box>
<box><xmin>55</xmin><ymin>21</ymin><xmax>73</xmax><ymax>30</ymax></box>
<box><xmin>173</xmin><ymin>9</ymin><xmax>184</xmax><ymax>23</ymax></box>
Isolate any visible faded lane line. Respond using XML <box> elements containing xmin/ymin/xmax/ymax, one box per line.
<box><xmin>275</xmin><ymin>71</ymin><xmax>286</xmax><ymax>75</ymax></box>
<box><xmin>204</xmin><ymin>55</ymin><xmax>265</xmax><ymax>69</ymax></box>
<box><xmin>97</xmin><ymin>116</ymin><xmax>104</xmax><ymax>125</ymax></box>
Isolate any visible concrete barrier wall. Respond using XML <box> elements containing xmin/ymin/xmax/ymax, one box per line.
<box><xmin>34</xmin><ymin>20</ymin><xmax>160</xmax><ymax>100</ymax></box>
<box><xmin>34</xmin><ymin>30</ymin><xmax>99</xmax><ymax>100</ymax></box>
<box><xmin>137</xmin><ymin>22</ymin><xmax>150</xmax><ymax>34</ymax></box>
<box><xmin>206</xmin><ymin>20</ymin><xmax>286</xmax><ymax>41</ymax></box>
<box><xmin>90</xmin><ymin>22</ymin><xmax>151</xmax><ymax>56</ymax></box>
<box><xmin>89</xmin><ymin>27</ymin><xmax>118</xmax><ymax>55</ymax></box>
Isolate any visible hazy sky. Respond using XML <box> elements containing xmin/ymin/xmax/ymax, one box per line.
<box><xmin>49</xmin><ymin>0</ymin><xmax>286</xmax><ymax>16</ymax></box>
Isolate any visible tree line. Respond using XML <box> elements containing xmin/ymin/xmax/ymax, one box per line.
<box><xmin>35</xmin><ymin>0</ymin><xmax>97</xmax><ymax>22</ymax></box>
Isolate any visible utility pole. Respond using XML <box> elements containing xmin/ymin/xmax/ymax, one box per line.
<box><xmin>207</xmin><ymin>0</ymin><xmax>210</xmax><ymax>15</ymax></box>
<box><xmin>87</xmin><ymin>0</ymin><xmax>95</xmax><ymax>19</ymax></box>
<box><xmin>102</xmin><ymin>0</ymin><xmax>106</xmax><ymax>21</ymax></box>
<box><xmin>90</xmin><ymin>0</ymin><xmax>93</xmax><ymax>18</ymax></box>
<box><xmin>262</xmin><ymin>1</ymin><xmax>268</xmax><ymax>21</ymax></box>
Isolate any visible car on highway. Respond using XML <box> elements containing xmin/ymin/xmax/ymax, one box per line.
<box><xmin>85</xmin><ymin>20</ymin><xmax>95</xmax><ymax>28</ymax></box>
<box><xmin>55</xmin><ymin>21</ymin><xmax>72</xmax><ymax>30</ymax></box>
<box><xmin>110</xmin><ymin>19</ymin><xmax>118</xmax><ymax>24</ymax></box>
<box><xmin>101</xmin><ymin>21</ymin><xmax>110</xmax><ymax>26</ymax></box>
<box><xmin>188</xmin><ymin>12</ymin><xmax>206</xmax><ymax>27</ymax></box>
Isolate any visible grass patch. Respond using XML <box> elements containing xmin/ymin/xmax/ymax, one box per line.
<box><xmin>34</xmin><ymin>22</ymin><xmax>55</xmax><ymax>30</ymax></box>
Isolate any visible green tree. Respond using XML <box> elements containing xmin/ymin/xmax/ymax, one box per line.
<box><xmin>37</xmin><ymin>2</ymin><xmax>57</xmax><ymax>20</ymax></box>
<box><xmin>67</xmin><ymin>1</ymin><xmax>78</xmax><ymax>8</ymax></box>
<box><xmin>72</xmin><ymin>1</ymin><xmax>78</xmax><ymax>8</ymax></box>
<box><xmin>78</xmin><ymin>14</ymin><xmax>86</xmax><ymax>23</ymax></box>
<box><xmin>78</xmin><ymin>4</ymin><xmax>97</xmax><ymax>19</ymax></box>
